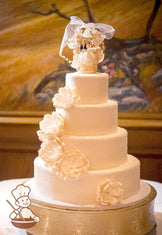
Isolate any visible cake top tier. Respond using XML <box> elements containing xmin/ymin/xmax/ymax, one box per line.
<box><xmin>60</xmin><ymin>16</ymin><xmax>115</xmax><ymax>74</ymax></box>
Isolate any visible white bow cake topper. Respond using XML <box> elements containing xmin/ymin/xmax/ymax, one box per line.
<box><xmin>60</xmin><ymin>16</ymin><xmax>115</xmax><ymax>73</ymax></box>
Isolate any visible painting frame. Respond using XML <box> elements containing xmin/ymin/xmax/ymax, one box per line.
<box><xmin>0</xmin><ymin>111</ymin><xmax>162</xmax><ymax>129</ymax></box>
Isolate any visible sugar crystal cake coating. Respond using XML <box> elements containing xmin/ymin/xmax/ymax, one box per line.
<box><xmin>34</xmin><ymin>16</ymin><xmax>150</xmax><ymax>207</ymax></box>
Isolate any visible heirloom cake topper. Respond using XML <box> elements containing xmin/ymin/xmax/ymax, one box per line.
<box><xmin>60</xmin><ymin>16</ymin><xmax>115</xmax><ymax>73</ymax></box>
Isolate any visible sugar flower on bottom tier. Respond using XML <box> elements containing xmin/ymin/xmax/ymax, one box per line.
<box><xmin>37</xmin><ymin>112</ymin><xmax>64</xmax><ymax>142</ymax></box>
<box><xmin>96</xmin><ymin>179</ymin><xmax>123</xmax><ymax>206</ymax></box>
<box><xmin>38</xmin><ymin>138</ymin><xmax>64</xmax><ymax>167</ymax></box>
<box><xmin>53</xmin><ymin>86</ymin><xmax>80</xmax><ymax>109</ymax></box>
<box><xmin>54</xmin><ymin>150</ymin><xmax>89</xmax><ymax>180</ymax></box>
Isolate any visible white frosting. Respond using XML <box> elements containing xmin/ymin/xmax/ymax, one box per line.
<box><xmin>61</xmin><ymin>128</ymin><xmax>127</xmax><ymax>170</ymax></box>
<box><xmin>57</xmin><ymin>101</ymin><xmax>118</xmax><ymax>136</ymax></box>
<box><xmin>34</xmin><ymin>155</ymin><xmax>140</xmax><ymax>206</ymax></box>
<box><xmin>66</xmin><ymin>72</ymin><xmax>108</xmax><ymax>104</ymax></box>
<box><xmin>34</xmin><ymin>71</ymin><xmax>142</xmax><ymax>208</ymax></box>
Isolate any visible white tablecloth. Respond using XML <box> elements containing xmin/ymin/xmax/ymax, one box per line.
<box><xmin>0</xmin><ymin>178</ymin><xmax>162</xmax><ymax>235</ymax></box>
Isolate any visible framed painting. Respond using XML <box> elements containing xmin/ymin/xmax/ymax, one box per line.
<box><xmin>0</xmin><ymin>0</ymin><xmax>162</xmax><ymax>125</ymax></box>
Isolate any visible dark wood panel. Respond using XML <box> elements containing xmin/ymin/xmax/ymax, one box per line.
<box><xmin>0</xmin><ymin>151</ymin><xmax>35</xmax><ymax>180</ymax></box>
<box><xmin>134</xmin><ymin>154</ymin><xmax>162</xmax><ymax>182</ymax></box>
<box><xmin>127</xmin><ymin>127</ymin><xmax>162</xmax><ymax>155</ymax></box>
<box><xmin>0</xmin><ymin>118</ymin><xmax>162</xmax><ymax>182</ymax></box>
<box><xmin>0</xmin><ymin>123</ymin><xmax>40</xmax><ymax>152</ymax></box>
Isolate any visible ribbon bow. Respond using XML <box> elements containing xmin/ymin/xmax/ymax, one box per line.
<box><xmin>59</xmin><ymin>16</ymin><xmax>115</xmax><ymax>60</ymax></box>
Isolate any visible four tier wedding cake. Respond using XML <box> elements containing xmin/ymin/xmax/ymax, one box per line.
<box><xmin>33</xmin><ymin>16</ymin><xmax>151</xmax><ymax>209</ymax></box>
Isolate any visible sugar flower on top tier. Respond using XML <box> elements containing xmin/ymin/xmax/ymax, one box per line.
<box><xmin>53</xmin><ymin>86</ymin><xmax>80</xmax><ymax>109</ymax></box>
<box><xmin>37</xmin><ymin>112</ymin><xmax>64</xmax><ymax>142</ymax></box>
<box><xmin>68</xmin><ymin>26</ymin><xmax>105</xmax><ymax>73</ymax></box>
<box><xmin>59</xmin><ymin>16</ymin><xmax>115</xmax><ymax>73</ymax></box>
<box><xmin>96</xmin><ymin>179</ymin><xmax>123</xmax><ymax>206</ymax></box>
<box><xmin>38</xmin><ymin>138</ymin><xmax>64</xmax><ymax>167</ymax></box>
<box><xmin>54</xmin><ymin>150</ymin><xmax>89</xmax><ymax>180</ymax></box>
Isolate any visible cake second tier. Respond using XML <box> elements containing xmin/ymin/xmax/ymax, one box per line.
<box><xmin>56</xmin><ymin>100</ymin><xmax>118</xmax><ymax>136</ymax></box>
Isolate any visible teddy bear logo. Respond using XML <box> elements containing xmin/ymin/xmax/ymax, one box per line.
<box><xmin>7</xmin><ymin>184</ymin><xmax>39</xmax><ymax>229</ymax></box>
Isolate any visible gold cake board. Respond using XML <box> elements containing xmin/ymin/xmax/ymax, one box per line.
<box><xmin>26</xmin><ymin>184</ymin><xmax>156</xmax><ymax>235</ymax></box>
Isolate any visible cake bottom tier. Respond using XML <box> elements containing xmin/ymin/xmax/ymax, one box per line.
<box><xmin>33</xmin><ymin>155</ymin><xmax>141</xmax><ymax>206</ymax></box>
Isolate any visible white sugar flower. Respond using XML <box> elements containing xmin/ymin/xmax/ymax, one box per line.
<box><xmin>37</xmin><ymin>112</ymin><xmax>64</xmax><ymax>142</ymax></box>
<box><xmin>37</xmin><ymin>130</ymin><xmax>51</xmax><ymax>142</ymax></box>
<box><xmin>54</xmin><ymin>150</ymin><xmax>89</xmax><ymax>180</ymax></box>
<box><xmin>53</xmin><ymin>86</ymin><xmax>79</xmax><ymax>109</ymax></box>
<box><xmin>38</xmin><ymin>138</ymin><xmax>64</xmax><ymax>167</ymax></box>
<box><xmin>91</xmin><ymin>28</ymin><xmax>105</xmax><ymax>47</ymax></box>
<box><xmin>96</xmin><ymin>179</ymin><xmax>123</xmax><ymax>206</ymax></box>
<box><xmin>67</xmin><ymin>30</ymin><xmax>82</xmax><ymax>49</ymax></box>
<box><xmin>75</xmin><ymin>29</ymin><xmax>83</xmax><ymax>41</ymax></box>
<box><xmin>72</xmin><ymin>47</ymin><xmax>104</xmax><ymax>73</ymax></box>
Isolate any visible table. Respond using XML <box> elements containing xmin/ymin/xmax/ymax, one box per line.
<box><xmin>0</xmin><ymin>178</ymin><xmax>162</xmax><ymax>235</ymax></box>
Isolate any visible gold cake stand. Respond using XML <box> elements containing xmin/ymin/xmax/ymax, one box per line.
<box><xmin>26</xmin><ymin>184</ymin><xmax>156</xmax><ymax>235</ymax></box>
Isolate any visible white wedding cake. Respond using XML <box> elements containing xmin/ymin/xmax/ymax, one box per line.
<box><xmin>33</xmin><ymin>17</ymin><xmax>151</xmax><ymax>209</ymax></box>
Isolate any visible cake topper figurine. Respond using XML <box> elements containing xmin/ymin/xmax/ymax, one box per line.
<box><xmin>60</xmin><ymin>16</ymin><xmax>115</xmax><ymax>73</ymax></box>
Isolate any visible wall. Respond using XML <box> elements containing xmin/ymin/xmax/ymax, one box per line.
<box><xmin>0</xmin><ymin>114</ymin><xmax>162</xmax><ymax>182</ymax></box>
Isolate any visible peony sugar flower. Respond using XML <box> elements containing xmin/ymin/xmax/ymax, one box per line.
<box><xmin>54</xmin><ymin>150</ymin><xmax>89</xmax><ymax>180</ymax></box>
<box><xmin>53</xmin><ymin>86</ymin><xmax>80</xmax><ymax>109</ymax></box>
<box><xmin>96</xmin><ymin>179</ymin><xmax>123</xmax><ymax>206</ymax></box>
<box><xmin>37</xmin><ymin>112</ymin><xmax>64</xmax><ymax>142</ymax></box>
<box><xmin>38</xmin><ymin>138</ymin><xmax>64</xmax><ymax>167</ymax></box>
